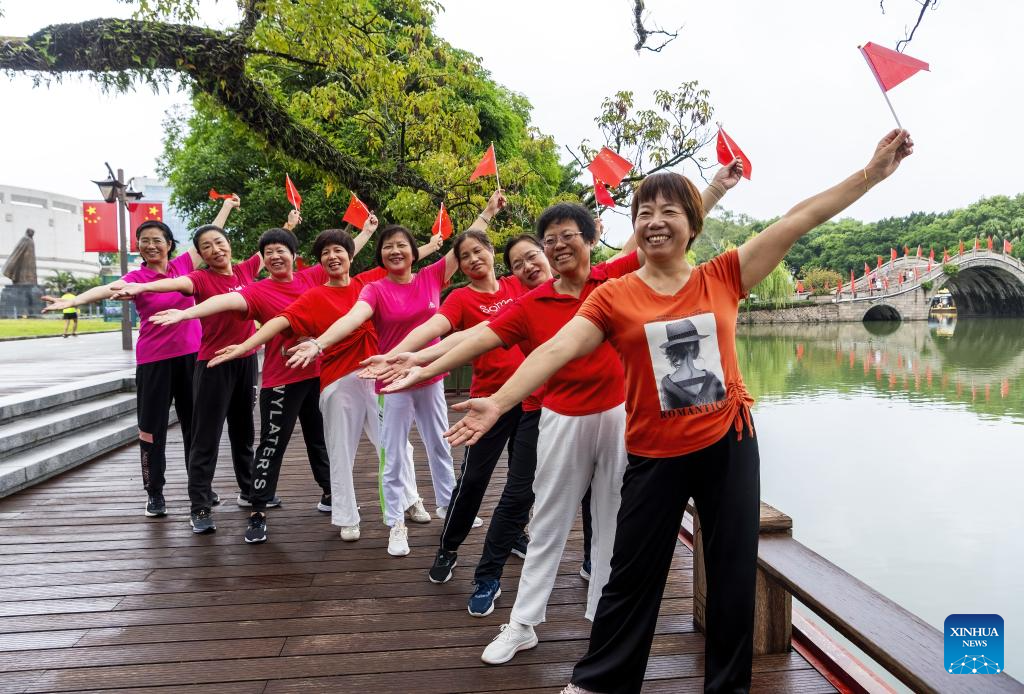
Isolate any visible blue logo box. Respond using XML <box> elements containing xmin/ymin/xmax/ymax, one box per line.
<box><xmin>944</xmin><ymin>614</ymin><xmax>1004</xmax><ymax>674</ymax></box>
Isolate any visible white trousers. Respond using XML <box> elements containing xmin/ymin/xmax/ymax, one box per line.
<box><xmin>379</xmin><ymin>380</ymin><xmax>456</xmax><ymax>526</ymax></box>
<box><xmin>510</xmin><ymin>404</ymin><xmax>627</xmax><ymax>626</ymax></box>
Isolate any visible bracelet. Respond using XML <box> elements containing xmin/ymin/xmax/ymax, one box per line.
<box><xmin>477</xmin><ymin>213</ymin><xmax>491</xmax><ymax>224</ymax></box>
<box><xmin>708</xmin><ymin>181</ymin><xmax>727</xmax><ymax>198</ymax></box>
<box><xmin>862</xmin><ymin>169</ymin><xmax>869</xmax><ymax>184</ymax></box>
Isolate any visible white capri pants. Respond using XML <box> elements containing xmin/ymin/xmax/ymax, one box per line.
<box><xmin>509</xmin><ymin>403</ymin><xmax>627</xmax><ymax>626</ymax></box>
<box><xmin>379</xmin><ymin>379</ymin><xmax>456</xmax><ymax>527</ymax></box>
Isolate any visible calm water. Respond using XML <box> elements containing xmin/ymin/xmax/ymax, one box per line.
<box><xmin>738</xmin><ymin>318</ymin><xmax>1023</xmax><ymax>681</ymax></box>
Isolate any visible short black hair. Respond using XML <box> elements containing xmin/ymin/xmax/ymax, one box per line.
<box><xmin>258</xmin><ymin>228</ymin><xmax>298</xmax><ymax>256</ymax></box>
<box><xmin>135</xmin><ymin>220</ymin><xmax>177</xmax><ymax>262</ymax></box>
<box><xmin>503</xmin><ymin>233</ymin><xmax>542</xmax><ymax>268</ymax></box>
<box><xmin>374</xmin><ymin>225</ymin><xmax>420</xmax><ymax>268</ymax></box>
<box><xmin>313</xmin><ymin>229</ymin><xmax>355</xmax><ymax>261</ymax></box>
<box><xmin>536</xmin><ymin>202</ymin><xmax>597</xmax><ymax>243</ymax></box>
<box><xmin>453</xmin><ymin>229</ymin><xmax>493</xmax><ymax>259</ymax></box>
<box><xmin>192</xmin><ymin>224</ymin><xmax>227</xmax><ymax>250</ymax></box>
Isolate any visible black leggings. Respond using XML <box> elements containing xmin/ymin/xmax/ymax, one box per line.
<box><xmin>187</xmin><ymin>356</ymin><xmax>257</xmax><ymax>512</ymax></box>
<box><xmin>251</xmin><ymin>378</ymin><xmax>330</xmax><ymax>512</ymax></box>
<box><xmin>136</xmin><ymin>352</ymin><xmax>196</xmax><ymax>495</ymax></box>
<box><xmin>572</xmin><ymin>425</ymin><xmax>760</xmax><ymax>694</ymax></box>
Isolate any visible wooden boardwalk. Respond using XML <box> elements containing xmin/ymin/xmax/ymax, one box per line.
<box><xmin>0</xmin><ymin>403</ymin><xmax>837</xmax><ymax>693</ymax></box>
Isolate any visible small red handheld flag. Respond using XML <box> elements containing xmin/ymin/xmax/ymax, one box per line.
<box><xmin>716</xmin><ymin>128</ymin><xmax>752</xmax><ymax>180</ymax></box>
<box><xmin>469</xmin><ymin>144</ymin><xmax>498</xmax><ymax>183</ymax></box>
<box><xmin>285</xmin><ymin>174</ymin><xmax>302</xmax><ymax>211</ymax></box>
<box><xmin>208</xmin><ymin>188</ymin><xmax>234</xmax><ymax>201</ymax></box>
<box><xmin>860</xmin><ymin>42</ymin><xmax>930</xmax><ymax>92</ymax></box>
<box><xmin>431</xmin><ymin>202</ymin><xmax>454</xmax><ymax>240</ymax></box>
<box><xmin>593</xmin><ymin>174</ymin><xmax>616</xmax><ymax>208</ymax></box>
<box><xmin>587</xmin><ymin>147</ymin><xmax>634</xmax><ymax>188</ymax></box>
<box><xmin>342</xmin><ymin>194</ymin><xmax>370</xmax><ymax>228</ymax></box>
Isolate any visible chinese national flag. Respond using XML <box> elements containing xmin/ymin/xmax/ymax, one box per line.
<box><xmin>342</xmin><ymin>193</ymin><xmax>370</xmax><ymax>228</ymax></box>
<box><xmin>850</xmin><ymin>269</ymin><xmax>856</xmax><ymax>287</ymax></box>
<box><xmin>890</xmin><ymin>248</ymin><xmax>897</xmax><ymax>262</ymax></box>
<box><xmin>593</xmin><ymin>174</ymin><xmax>616</xmax><ymax>207</ymax></box>
<box><xmin>877</xmin><ymin>255</ymin><xmax>883</xmax><ymax>269</ymax></box>
<box><xmin>715</xmin><ymin>128</ymin><xmax>752</xmax><ymax>180</ymax></box>
<box><xmin>929</xmin><ymin>247</ymin><xmax>935</xmax><ymax>261</ymax></box>
<box><xmin>943</xmin><ymin>248</ymin><xmax>950</xmax><ymax>262</ymax></box>
<box><xmin>916</xmin><ymin>245</ymin><xmax>922</xmax><ymax>258</ymax></box>
<box><xmin>469</xmin><ymin>144</ymin><xmax>498</xmax><ymax>182</ymax></box>
<box><xmin>988</xmin><ymin>236</ymin><xmax>994</xmax><ymax>251</ymax></box>
<box><xmin>864</xmin><ymin>262</ymin><xmax>871</xmax><ymax>278</ymax></box>
<box><xmin>83</xmin><ymin>201</ymin><xmax>118</xmax><ymax>252</ymax></box>
<box><xmin>903</xmin><ymin>245</ymin><xmax>910</xmax><ymax>257</ymax></box>
<box><xmin>958</xmin><ymin>240</ymin><xmax>964</xmax><ymax>256</ymax></box>
<box><xmin>588</xmin><ymin>146</ymin><xmax>634</xmax><ymax>188</ymax></box>
<box><xmin>127</xmin><ymin>202</ymin><xmax>164</xmax><ymax>252</ymax></box>
<box><xmin>285</xmin><ymin>174</ymin><xmax>302</xmax><ymax>211</ymax></box>
<box><xmin>860</xmin><ymin>42</ymin><xmax>930</xmax><ymax>92</ymax></box>
<box><xmin>431</xmin><ymin>202</ymin><xmax>454</xmax><ymax>240</ymax></box>
<box><xmin>1005</xmin><ymin>238</ymin><xmax>1014</xmax><ymax>254</ymax></box>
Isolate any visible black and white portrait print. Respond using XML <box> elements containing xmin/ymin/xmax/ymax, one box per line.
<box><xmin>644</xmin><ymin>313</ymin><xmax>726</xmax><ymax>411</ymax></box>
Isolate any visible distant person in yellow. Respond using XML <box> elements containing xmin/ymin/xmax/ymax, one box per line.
<box><xmin>60</xmin><ymin>292</ymin><xmax>78</xmax><ymax>337</ymax></box>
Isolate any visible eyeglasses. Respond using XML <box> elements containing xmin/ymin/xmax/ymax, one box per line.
<box><xmin>510</xmin><ymin>249</ymin><xmax>543</xmax><ymax>273</ymax></box>
<box><xmin>138</xmin><ymin>237</ymin><xmax>168</xmax><ymax>247</ymax></box>
<box><xmin>541</xmin><ymin>231</ymin><xmax>584</xmax><ymax>248</ymax></box>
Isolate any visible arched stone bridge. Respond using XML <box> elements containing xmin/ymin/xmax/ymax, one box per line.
<box><xmin>800</xmin><ymin>250</ymin><xmax>1024</xmax><ymax>322</ymax></box>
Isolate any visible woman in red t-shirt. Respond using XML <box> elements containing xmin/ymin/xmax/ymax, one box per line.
<box><xmin>445</xmin><ymin>130</ymin><xmax>913</xmax><ymax>694</ymax></box>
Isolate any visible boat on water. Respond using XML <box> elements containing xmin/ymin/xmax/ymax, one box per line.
<box><xmin>929</xmin><ymin>287</ymin><xmax>956</xmax><ymax>317</ymax></box>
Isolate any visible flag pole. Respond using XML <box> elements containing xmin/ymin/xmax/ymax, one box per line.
<box><xmin>491</xmin><ymin>141</ymin><xmax>502</xmax><ymax>191</ymax></box>
<box><xmin>716</xmin><ymin>122</ymin><xmax>737</xmax><ymax>161</ymax></box>
<box><xmin>859</xmin><ymin>47</ymin><xmax>903</xmax><ymax>129</ymax></box>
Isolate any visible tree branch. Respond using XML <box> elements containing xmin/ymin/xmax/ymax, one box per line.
<box><xmin>895</xmin><ymin>0</ymin><xmax>936</xmax><ymax>53</ymax></box>
<box><xmin>632</xmin><ymin>0</ymin><xmax>680</xmax><ymax>53</ymax></box>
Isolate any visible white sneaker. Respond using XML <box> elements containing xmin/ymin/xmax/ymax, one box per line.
<box><xmin>481</xmin><ymin>622</ymin><xmax>538</xmax><ymax>665</ymax></box>
<box><xmin>388</xmin><ymin>523</ymin><xmax>410</xmax><ymax>556</ymax></box>
<box><xmin>405</xmin><ymin>499</ymin><xmax>431</xmax><ymax>524</ymax></box>
<box><xmin>560</xmin><ymin>685</ymin><xmax>597</xmax><ymax>694</ymax></box>
<box><xmin>339</xmin><ymin>525</ymin><xmax>360</xmax><ymax>542</ymax></box>
<box><xmin>436</xmin><ymin>505</ymin><xmax>483</xmax><ymax>528</ymax></box>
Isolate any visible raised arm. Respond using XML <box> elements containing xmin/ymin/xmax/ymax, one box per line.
<box><xmin>285</xmin><ymin>301</ymin><xmax>374</xmax><ymax>368</ymax></box>
<box><xmin>149</xmin><ymin>291</ymin><xmax>247</xmax><ymax>326</ymax></box>
<box><xmin>42</xmin><ymin>284</ymin><xmax>119</xmax><ymax>312</ymax></box>
<box><xmin>445</xmin><ymin>317</ymin><xmax>605</xmax><ymax>446</ymax></box>
<box><xmin>199</xmin><ymin>194</ymin><xmax>242</xmax><ymax>266</ymax></box>
<box><xmin>380</xmin><ymin>325</ymin><xmax>505</xmax><ymax>393</ymax></box>
<box><xmin>208</xmin><ymin>316</ymin><xmax>290</xmax><ymax>368</ymax></box>
<box><xmin>352</xmin><ymin>213</ymin><xmax>380</xmax><ymax>257</ymax></box>
<box><xmin>442</xmin><ymin>189</ymin><xmax>507</xmax><ymax>281</ymax></box>
<box><xmin>738</xmin><ymin>129</ymin><xmax>911</xmax><ymax>292</ymax></box>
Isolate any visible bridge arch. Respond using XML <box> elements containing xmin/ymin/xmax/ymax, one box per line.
<box><xmin>936</xmin><ymin>264</ymin><xmax>1024</xmax><ymax>317</ymax></box>
<box><xmin>863</xmin><ymin>304</ymin><xmax>902</xmax><ymax>322</ymax></box>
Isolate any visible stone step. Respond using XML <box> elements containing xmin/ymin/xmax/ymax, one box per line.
<box><xmin>0</xmin><ymin>369</ymin><xmax>135</xmax><ymax>424</ymax></box>
<box><xmin>0</xmin><ymin>413</ymin><xmax>140</xmax><ymax>498</ymax></box>
<box><xmin>0</xmin><ymin>391</ymin><xmax>137</xmax><ymax>458</ymax></box>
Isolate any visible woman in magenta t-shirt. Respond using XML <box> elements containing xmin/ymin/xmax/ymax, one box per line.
<box><xmin>286</xmin><ymin>190</ymin><xmax>505</xmax><ymax>557</ymax></box>
<box><xmin>42</xmin><ymin>198</ymin><xmax>239</xmax><ymax>518</ymax></box>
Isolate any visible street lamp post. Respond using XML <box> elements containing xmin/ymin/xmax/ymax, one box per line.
<box><xmin>93</xmin><ymin>163</ymin><xmax>142</xmax><ymax>352</ymax></box>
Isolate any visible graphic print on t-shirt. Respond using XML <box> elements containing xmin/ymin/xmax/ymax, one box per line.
<box><xmin>643</xmin><ymin>312</ymin><xmax>726</xmax><ymax>412</ymax></box>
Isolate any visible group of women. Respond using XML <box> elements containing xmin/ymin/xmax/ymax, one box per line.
<box><xmin>44</xmin><ymin>128</ymin><xmax>912</xmax><ymax>694</ymax></box>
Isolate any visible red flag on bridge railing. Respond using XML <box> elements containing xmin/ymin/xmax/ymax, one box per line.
<box><xmin>890</xmin><ymin>248</ymin><xmax>897</xmax><ymax>262</ymax></box>
<box><xmin>284</xmin><ymin>174</ymin><xmax>302</xmax><ymax>211</ymax></box>
<box><xmin>850</xmin><ymin>269</ymin><xmax>856</xmax><ymax>288</ymax></box>
<box><xmin>975</xmin><ymin>237</ymin><xmax>980</xmax><ymax>252</ymax></box>
<box><xmin>903</xmin><ymin>245</ymin><xmax>910</xmax><ymax>257</ymax></box>
<box><xmin>864</xmin><ymin>262</ymin><xmax>871</xmax><ymax>278</ymax></box>
<box><xmin>83</xmin><ymin>201</ymin><xmax>118</xmax><ymax>252</ymax></box>
<box><xmin>837</xmin><ymin>279</ymin><xmax>843</xmax><ymax>294</ymax></box>
<box><xmin>943</xmin><ymin>248</ymin><xmax>950</xmax><ymax>262</ymax></box>
<box><xmin>988</xmin><ymin>236</ymin><xmax>994</xmax><ymax>251</ymax></box>
<box><xmin>1005</xmin><ymin>238</ymin><xmax>1014</xmax><ymax>254</ymax></box>
<box><xmin>916</xmin><ymin>245</ymin><xmax>922</xmax><ymax>258</ymax></box>
<box><xmin>958</xmin><ymin>240</ymin><xmax>964</xmax><ymax>256</ymax></box>
<box><xmin>882</xmin><ymin>276</ymin><xmax>889</xmax><ymax>289</ymax></box>
<box><xmin>877</xmin><ymin>255</ymin><xmax>883</xmax><ymax>269</ymax></box>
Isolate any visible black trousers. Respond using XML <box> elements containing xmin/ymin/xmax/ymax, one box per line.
<box><xmin>572</xmin><ymin>425</ymin><xmax>760</xmax><ymax>694</ymax></box>
<box><xmin>439</xmin><ymin>405</ymin><xmax>523</xmax><ymax>553</ymax></box>
<box><xmin>187</xmin><ymin>356</ymin><xmax>257</xmax><ymax>512</ymax></box>
<box><xmin>136</xmin><ymin>352</ymin><xmax>196</xmax><ymax>495</ymax></box>
<box><xmin>251</xmin><ymin>378</ymin><xmax>330</xmax><ymax>512</ymax></box>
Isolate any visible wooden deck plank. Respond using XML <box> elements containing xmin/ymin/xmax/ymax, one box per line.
<box><xmin>0</xmin><ymin>401</ymin><xmax>837</xmax><ymax>693</ymax></box>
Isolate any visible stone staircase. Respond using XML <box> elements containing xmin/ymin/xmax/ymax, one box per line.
<box><xmin>0</xmin><ymin>370</ymin><xmax>158</xmax><ymax>498</ymax></box>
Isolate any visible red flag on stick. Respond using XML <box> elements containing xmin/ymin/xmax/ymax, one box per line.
<box><xmin>958</xmin><ymin>240</ymin><xmax>964</xmax><ymax>256</ymax></box>
<box><xmin>929</xmin><ymin>248</ymin><xmax>935</xmax><ymax>261</ymax></box>
<box><xmin>593</xmin><ymin>174</ymin><xmax>616</xmax><ymax>208</ymax></box>
<box><xmin>877</xmin><ymin>255</ymin><xmax>883</xmax><ymax>269</ymax></box>
<box><xmin>83</xmin><ymin>201</ymin><xmax>118</xmax><ymax>252</ymax></box>
<box><xmin>864</xmin><ymin>262</ymin><xmax>871</xmax><ymax>278</ymax></box>
<box><xmin>715</xmin><ymin>127</ymin><xmax>752</xmax><ymax>180</ymax></box>
<box><xmin>988</xmin><ymin>236</ymin><xmax>994</xmax><ymax>251</ymax></box>
<box><xmin>285</xmin><ymin>174</ymin><xmax>302</xmax><ymax>211</ymax></box>
<box><xmin>890</xmin><ymin>248</ymin><xmax>897</xmax><ymax>262</ymax></box>
<box><xmin>903</xmin><ymin>245</ymin><xmax>910</xmax><ymax>257</ymax></box>
<box><xmin>469</xmin><ymin>143</ymin><xmax>499</xmax><ymax>183</ymax></box>
<box><xmin>127</xmin><ymin>202</ymin><xmax>164</xmax><ymax>253</ymax></box>
<box><xmin>1004</xmin><ymin>239</ymin><xmax>1014</xmax><ymax>254</ymax></box>
<box><xmin>916</xmin><ymin>245</ymin><xmax>922</xmax><ymax>258</ymax></box>
<box><xmin>342</xmin><ymin>194</ymin><xmax>370</xmax><ymax>228</ymax></box>
<box><xmin>208</xmin><ymin>188</ymin><xmax>234</xmax><ymax>201</ymax></box>
<box><xmin>974</xmin><ymin>237</ymin><xmax>980</xmax><ymax>251</ymax></box>
<box><xmin>850</xmin><ymin>269</ymin><xmax>856</xmax><ymax>287</ymax></box>
<box><xmin>431</xmin><ymin>202</ymin><xmax>453</xmax><ymax>240</ymax></box>
<box><xmin>859</xmin><ymin>42</ymin><xmax>929</xmax><ymax>128</ymax></box>
<box><xmin>588</xmin><ymin>146</ymin><xmax>634</xmax><ymax>188</ymax></box>
<box><xmin>943</xmin><ymin>248</ymin><xmax>950</xmax><ymax>263</ymax></box>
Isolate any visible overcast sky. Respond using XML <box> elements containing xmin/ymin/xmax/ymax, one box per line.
<box><xmin>2</xmin><ymin>1</ymin><xmax>1022</xmax><ymax>244</ymax></box>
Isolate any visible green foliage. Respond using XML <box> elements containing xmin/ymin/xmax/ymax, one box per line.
<box><xmin>801</xmin><ymin>267</ymin><xmax>843</xmax><ymax>296</ymax></box>
<box><xmin>920</xmin><ymin>279</ymin><xmax>934</xmax><ymax>292</ymax></box>
<box><xmin>748</xmin><ymin>260</ymin><xmax>794</xmax><ymax>309</ymax></box>
<box><xmin>44</xmin><ymin>270</ymin><xmax>76</xmax><ymax>294</ymax></box>
<box><xmin>942</xmin><ymin>263</ymin><xmax>960</xmax><ymax>277</ymax></box>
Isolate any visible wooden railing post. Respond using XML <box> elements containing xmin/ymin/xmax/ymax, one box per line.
<box><xmin>692</xmin><ymin>501</ymin><xmax>793</xmax><ymax>655</ymax></box>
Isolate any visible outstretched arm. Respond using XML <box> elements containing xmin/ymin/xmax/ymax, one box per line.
<box><xmin>442</xmin><ymin>188</ymin><xmax>507</xmax><ymax>281</ymax></box>
<box><xmin>738</xmin><ymin>130</ymin><xmax>912</xmax><ymax>292</ymax></box>
<box><xmin>359</xmin><ymin>313</ymin><xmax>454</xmax><ymax>379</ymax></box>
<box><xmin>286</xmin><ymin>301</ymin><xmax>374</xmax><ymax>368</ymax></box>
<box><xmin>114</xmin><ymin>275</ymin><xmax>195</xmax><ymax>299</ymax></box>
<box><xmin>445</xmin><ymin>317</ymin><xmax>605</xmax><ymax>446</ymax></box>
<box><xmin>208</xmin><ymin>316</ymin><xmax>290</xmax><ymax>368</ymax></box>
<box><xmin>364</xmin><ymin>321</ymin><xmax>488</xmax><ymax>384</ymax></box>
<box><xmin>42</xmin><ymin>284</ymin><xmax>118</xmax><ymax>312</ymax></box>
<box><xmin>381</xmin><ymin>325</ymin><xmax>504</xmax><ymax>392</ymax></box>
<box><xmin>149</xmin><ymin>292</ymin><xmax>247</xmax><ymax>326</ymax></box>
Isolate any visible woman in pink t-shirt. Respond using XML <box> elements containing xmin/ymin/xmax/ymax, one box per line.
<box><xmin>286</xmin><ymin>190</ymin><xmax>505</xmax><ymax>557</ymax></box>
<box><xmin>41</xmin><ymin>198</ymin><xmax>239</xmax><ymax>518</ymax></box>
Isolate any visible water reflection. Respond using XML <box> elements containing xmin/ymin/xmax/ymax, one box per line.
<box><xmin>737</xmin><ymin>318</ymin><xmax>1023</xmax><ymax>424</ymax></box>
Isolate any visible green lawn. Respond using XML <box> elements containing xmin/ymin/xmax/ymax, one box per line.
<box><xmin>0</xmin><ymin>318</ymin><xmax>121</xmax><ymax>338</ymax></box>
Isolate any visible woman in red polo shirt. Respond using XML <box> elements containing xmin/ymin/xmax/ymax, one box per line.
<box><xmin>445</xmin><ymin>130</ymin><xmax>913</xmax><ymax>693</ymax></box>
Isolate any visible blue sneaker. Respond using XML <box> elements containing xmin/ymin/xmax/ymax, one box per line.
<box><xmin>468</xmin><ymin>579</ymin><xmax>501</xmax><ymax>617</ymax></box>
<box><xmin>580</xmin><ymin>558</ymin><xmax>591</xmax><ymax>582</ymax></box>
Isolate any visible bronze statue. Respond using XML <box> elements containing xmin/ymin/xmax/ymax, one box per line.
<box><xmin>3</xmin><ymin>228</ymin><xmax>38</xmax><ymax>286</ymax></box>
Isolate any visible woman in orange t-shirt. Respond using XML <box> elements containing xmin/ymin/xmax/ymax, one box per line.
<box><xmin>444</xmin><ymin>129</ymin><xmax>913</xmax><ymax>694</ymax></box>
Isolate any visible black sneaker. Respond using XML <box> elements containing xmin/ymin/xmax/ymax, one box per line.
<box><xmin>244</xmin><ymin>513</ymin><xmax>268</xmax><ymax>544</ymax></box>
<box><xmin>511</xmin><ymin>533</ymin><xmax>528</xmax><ymax>559</ymax></box>
<box><xmin>211</xmin><ymin>491</ymin><xmax>221</xmax><ymax>506</ymax></box>
<box><xmin>145</xmin><ymin>494</ymin><xmax>166</xmax><ymax>518</ymax></box>
<box><xmin>190</xmin><ymin>509</ymin><xmax>216</xmax><ymax>534</ymax></box>
<box><xmin>317</xmin><ymin>493</ymin><xmax>331</xmax><ymax>513</ymax></box>
<box><xmin>428</xmin><ymin>549</ymin><xmax>458</xmax><ymax>584</ymax></box>
<box><xmin>237</xmin><ymin>494</ymin><xmax>281</xmax><ymax>508</ymax></box>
